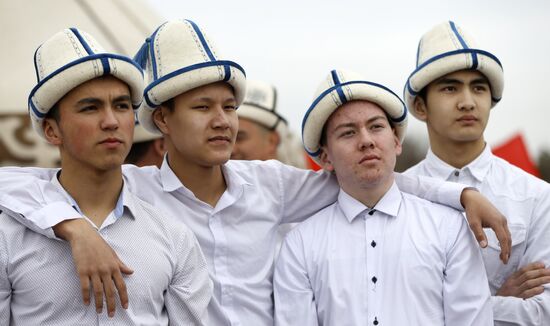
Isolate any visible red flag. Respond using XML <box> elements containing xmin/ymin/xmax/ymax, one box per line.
<box><xmin>305</xmin><ymin>154</ymin><xmax>322</xmax><ymax>171</ymax></box>
<box><xmin>492</xmin><ymin>133</ymin><xmax>540</xmax><ymax>177</ymax></box>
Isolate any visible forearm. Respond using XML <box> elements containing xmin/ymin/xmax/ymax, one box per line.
<box><xmin>394</xmin><ymin>172</ymin><xmax>465</xmax><ymax>210</ymax></box>
<box><xmin>493</xmin><ymin>293</ymin><xmax>550</xmax><ymax>326</ymax></box>
<box><xmin>0</xmin><ymin>167</ymin><xmax>72</xmax><ymax>237</ymax></box>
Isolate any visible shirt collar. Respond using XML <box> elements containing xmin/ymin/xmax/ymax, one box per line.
<box><xmin>338</xmin><ymin>182</ymin><xmax>402</xmax><ymax>223</ymax></box>
<box><xmin>159</xmin><ymin>156</ymin><xmax>252</xmax><ymax>197</ymax></box>
<box><xmin>50</xmin><ymin>170</ymin><xmax>134</xmax><ymax>220</ymax></box>
<box><xmin>424</xmin><ymin>144</ymin><xmax>493</xmax><ymax>183</ymax></box>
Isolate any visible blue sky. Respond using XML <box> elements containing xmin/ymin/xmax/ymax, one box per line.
<box><xmin>147</xmin><ymin>0</ymin><xmax>550</xmax><ymax>157</ymax></box>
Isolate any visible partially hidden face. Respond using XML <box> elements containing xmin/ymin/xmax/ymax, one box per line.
<box><xmin>154</xmin><ymin>81</ymin><xmax>239</xmax><ymax>167</ymax></box>
<box><xmin>415</xmin><ymin>70</ymin><xmax>492</xmax><ymax>144</ymax></box>
<box><xmin>43</xmin><ymin>76</ymin><xmax>134</xmax><ymax>171</ymax></box>
<box><xmin>231</xmin><ymin>117</ymin><xmax>278</xmax><ymax>161</ymax></box>
<box><xmin>320</xmin><ymin>100</ymin><xmax>402</xmax><ymax>189</ymax></box>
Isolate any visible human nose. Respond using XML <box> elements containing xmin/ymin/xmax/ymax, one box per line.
<box><xmin>458</xmin><ymin>89</ymin><xmax>475</xmax><ymax>111</ymax></box>
<box><xmin>101</xmin><ymin>107</ymin><xmax>119</xmax><ymax>130</ymax></box>
<box><xmin>211</xmin><ymin>105</ymin><xmax>231</xmax><ymax>129</ymax></box>
<box><xmin>358</xmin><ymin>128</ymin><xmax>374</xmax><ymax>151</ymax></box>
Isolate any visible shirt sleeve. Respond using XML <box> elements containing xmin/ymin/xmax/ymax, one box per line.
<box><xmin>0</xmin><ymin>167</ymin><xmax>80</xmax><ymax>238</ymax></box>
<box><xmin>164</xmin><ymin>226</ymin><xmax>212</xmax><ymax>326</ymax></box>
<box><xmin>395</xmin><ymin>172</ymin><xmax>466</xmax><ymax>211</ymax></box>
<box><xmin>443</xmin><ymin>211</ymin><xmax>494</xmax><ymax>325</ymax></box>
<box><xmin>492</xmin><ymin>186</ymin><xmax>550</xmax><ymax>326</ymax></box>
<box><xmin>274</xmin><ymin>229</ymin><xmax>319</xmax><ymax>326</ymax></box>
<box><xmin>276</xmin><ymin>161</ymin><xmax>468</xmax><ymax>225</ymax></box>
<box><xmin>0</xmin><ymin>222</ymin><xmax>11</xmax><ymax>324</ymax></box>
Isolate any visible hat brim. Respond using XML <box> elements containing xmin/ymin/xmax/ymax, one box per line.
<box><xmin>28</xmin><ymin>54</ymin><xmax>144</xmax><ymax>138</ymax></box>
<box><xmin>404</xmin><ymin>48</ymin><xmax>504</xmax><ymax>119</ymax></box>
<box><xmin>237</xmin><ymin>103</ymin><xmax>287</xmax><ymax>131</ymax></box>
<box><xmin>138</xmin><ymin>60</ymin><xmax>246</xmax><ymax>135</ymax></box>
<box><xmin>302</xmin><ymin>80</ymin><xmax>407</xmax><ymax>164</ymax></box>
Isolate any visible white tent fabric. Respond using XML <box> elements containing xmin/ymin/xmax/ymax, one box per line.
<box><xmin>0</xmin><ymin>0</ymin><xmax>162</xmax><ymax>167</ymax></box>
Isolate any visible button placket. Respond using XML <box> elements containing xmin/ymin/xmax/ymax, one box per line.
<box><xmin>365</xmin><ymin>211</ymin><xmax>381</xmax><ymax>324</ymax></box>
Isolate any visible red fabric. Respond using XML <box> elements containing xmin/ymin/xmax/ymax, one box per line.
<box><xmin>492</xmin><ymin>133</ymin><xmax>540</xmax><ymax>177</ymax></box>
<box><xmin>305</xmin><ymin>154</ymin><xmax>322</xmax><ymax>171</ymax></box>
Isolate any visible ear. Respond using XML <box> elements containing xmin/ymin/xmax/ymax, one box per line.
<box><xmin>319</xmin><ymin>147</ymin><xmax>335</xmax><ymax>172</ymax></box>
<box><xmin>152</xmin><ymin>107</ymin><xmax>170</xmax><ymax>135</ymax></box>
<box><xmin>153</xmin><ymin>137</ymin><xmax>166</xmax><ymax>157</ymax></box>
<box><xmin>394</xmin><ymin>134</ymin><xmax>403</xmax><ymax>157</ymax></box>
<box><xmin>43</xmin><ymin>118</ymin><xmax>63</xmax><ymax>146</ymax></box>
<box><xmin>413</xmin><ymin>96</ymin><xmax>429</xmax><ymax>122</ymax></box>
<box><xmin>267</xmin><ymin>131</ymin><xmax>280</xmax><ymax>155</ymax></box>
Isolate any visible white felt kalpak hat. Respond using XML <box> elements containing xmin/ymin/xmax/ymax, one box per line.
<box><xmin>404</xmin><ymin>21</ymin><xmax>504</xmax><ymax>119</ymax></box>
<box><xmin>302</xmin><ymin>69</ymin><xmax>407</xmax><ymax>164</ymax></box>
<box><xmin>238</xmin><ymin>80</ymin><xmax>287</xmax><ymax>132</ymax></box>
<box><xmin>28</xmin><ymin>28</ymin><xmax>144</xmax><ymax>139</ymax></box>
<box><xmin>134</xmin><ymin>19</ymin><xmax>247</xmax><ymax>135</ymax></box>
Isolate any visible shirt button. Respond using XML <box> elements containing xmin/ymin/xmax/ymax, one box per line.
<box><xmin>368</xmin><ymin>209</ymin><xmax>376</xmax><ymax>216</ymax></box>
<box><xmin>373</xmin><ymin>317</ymin><xmax>379</xmax><ymax>325</ymax></box>
<box><xmin>454</xmin><ymin>170</ymin><xmax>460</xmax><ymax>177</ymax></box>
<box><xmin>371</xmin><ymin>276</ymin><xmax>378</xmax><ymax>284</ymax></box>
<box><xmin>371</xmin><ymin>240</ymin><xmax>376</xmax><ymax>248</ymax></box>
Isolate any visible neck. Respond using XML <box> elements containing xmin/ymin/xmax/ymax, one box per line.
<box><xmin>342</xmin><ymin>173</ymin><xmax>394</xmax><ymax>208</ymax></box>
<box><xmin>167</xmin><ymin>152</ymin><xmax>227</xmax><ymax>207</ymax></box>
<box><xmin>428</xmin><ymin>134</ymin><xmax>486</xmax><ymax>169</ymax></box>
<box><xmin>58</xmin><ymin>165</ymin><xmax>123</xmax><ymax>227</ymax></box>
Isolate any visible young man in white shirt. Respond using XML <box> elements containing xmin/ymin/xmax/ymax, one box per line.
<box><xmin>0</xmin><ymin>19</ymin><xmax>510</xmax><ymax>325</ymax></box>
<box><xmin>0</xmin><ymin>28</ymin><xmax>211</xmax><ymax>325</ymax></box>
<box><xmin>404</xmin><ymin>21</ymin><xmax>550</xmax><ymax>325</ymax></box>
<box><xmin>274</xmin><ymin>69</ymin><xmax>493</xmax><ymax>325</ymax></box>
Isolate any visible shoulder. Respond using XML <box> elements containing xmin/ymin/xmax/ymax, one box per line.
<box><xmin>488</xmin><ymin>156</ymin><xmax>550</xmax><ymax>198</ymax></box>
<box><xmin>127</xmin><ymin>192</ymin><xmax>195</xmax><ymax>240</ymax></box>
<box><xmin>401</xmin><ymin>192</ymin><xmax>464</xmax><ymax>223</ymax></box>
<box><xmin>286</xmin><ymin>203</ymin><xmax>339</xmax><ymax>243</ymax></box>
<box><xmin>402</xmin><ymin>159</ymin><xmax>428</xmax><ymax>176</ymax></box>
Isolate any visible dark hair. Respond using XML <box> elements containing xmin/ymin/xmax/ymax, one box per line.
<box><xmin>416</xmin><ymin>87</ymin><xmax>428</xmax><ymax>104</ymax></box>
<box><xmin>161</xmin><ymin>98</ymin><xmax>175</xmax><ymax>112</ymax></box>
<box><xmin>45</xmin><ymin>103</ymin><xmax>61</xmax><ymax>122</ymax></box>
<box><xmin>125</xmin><ymin>140</ymin><xmax>155</xmax><ymax>165</ymax></box>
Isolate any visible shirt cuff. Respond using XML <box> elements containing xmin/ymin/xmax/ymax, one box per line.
<box><xmin>28</xmin><ymin>201</ymin><xmax>83</xmax><ymax>230</ymax></box>
<box><xmin>437</xmin><ymin>182</ymin><xmax>472</xmax><ymax>211</ymax></box>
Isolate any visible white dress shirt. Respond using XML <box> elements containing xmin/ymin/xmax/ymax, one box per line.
<box><xmin>0</xmin><ymin>173</ymin><xmax>211</xmax><ymax>325</ymax></box>
<box><xmin>0</xmin><ymin>159</ymin><xmax>467</xmax><ymax>325</ymax></box>
<box><xmin>274</xmin><ymin>182</ymin><xmax>493</xmax><ymax>326</ymax></box>
<box><xmin>406</xmin><ymin>146</ymin><xmax>550</xmax><ymax>325</ymax></box>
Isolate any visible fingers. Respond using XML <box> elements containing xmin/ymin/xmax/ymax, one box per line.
<box><xmin>521</xmin><ymin>286</ymin><xmax>545</xmax><ymax>299</ymax></box>
<box><xmin>79</xmin><ymin>275</ymin><xmax>91</xmax><ymax>306</ymax></box>
<box><xmin>91</xmin><ymin>275</ymin><xmax>104</xmax><ymax>314</ymax></box>
<box><xmin>469</xmin><ymin>220</ymin><xmax>488</xmax><ymax>248</ymax></box>
<box><xmin>114</xmin><ymin>254</ymin><xmax>134</xmax><ymax>276</ymax></box>
<box><xmin>112</xmin><ymin>269</ymin><xmax>129</xmax><ymax>310</ymax></box>
<box><xmin>493</xmin><ymin>218</ymin><xmax>511</xmax><ymax>264</ymax></box>
<box><xmin>102</xmin><ymin>273</ymin><xmax>117</xmax><ymax>318</ymax></box>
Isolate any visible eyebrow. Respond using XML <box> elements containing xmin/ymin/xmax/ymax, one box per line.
<box><xmin>194</xmin><ymin>96</ymin><xmax>237</xmax><ymax>103</ymax></box>
<box><xmin>76</xmin><ymin>95</ymin><xmax>131</xmax><ymax>106</ymax></box>
<box><xmin>435</xmin><ymin>76</ymin><xmax>489</xmax><ymax>85</ymax></box>
<box><xmin>332</xmin><ymin>115</ymin><xmax>387</xmax><ymax>132</ymax></box>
